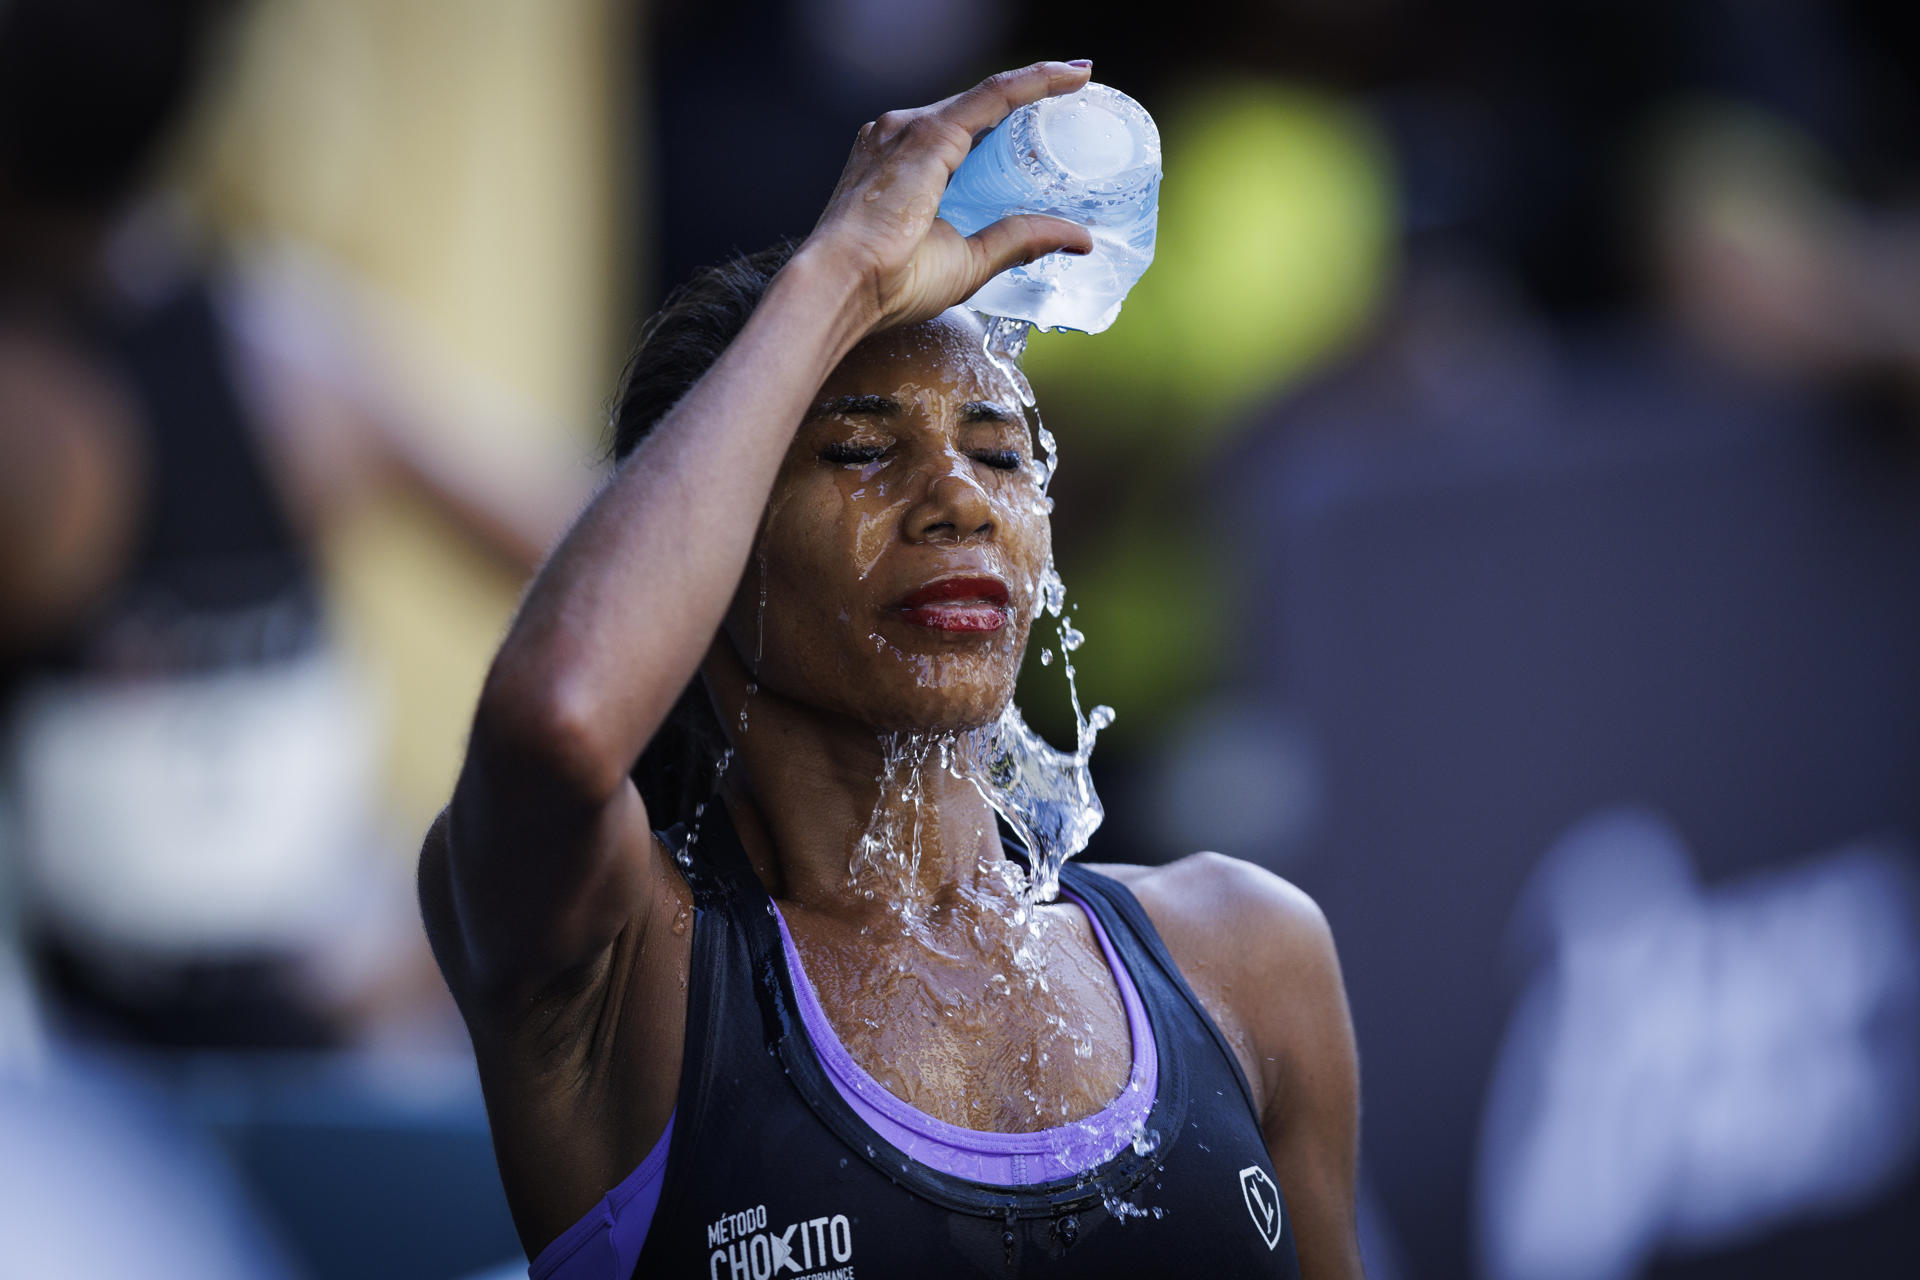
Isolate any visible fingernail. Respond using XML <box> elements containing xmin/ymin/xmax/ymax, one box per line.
<box><xmin>1067</xmin><ymin>59</ymin><xmax>1093</xmax><ymax>69</ymax></box>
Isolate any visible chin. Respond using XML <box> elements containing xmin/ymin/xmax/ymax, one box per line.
<box><xmin>754</xmin><ymin>617</ymin><xmax>1028</xmax><ymax>736</ymax></box>
<box><xmin>841</xmin><ymin>670</ymin><xmax>1016</xmax><ymax>738</ymax></box>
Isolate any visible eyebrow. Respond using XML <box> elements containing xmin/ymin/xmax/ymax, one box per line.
<box><xmin>960</xmin><ymin>400</ymin><xmax>1021</xmax><ymax>424</ymax></box>
<box><xmin>805</xmin><ymin>394</ymin><xmax>900</xmax><ymax>422</ymax></box>
<box><xmin>802</xmin><ymin>395</ymin><xmax>1021</xmax><ymax>425</ymax></box>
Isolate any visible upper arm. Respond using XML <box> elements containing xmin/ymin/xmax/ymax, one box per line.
<box><xmin>1123</xmin><ymin>854</ymin><xmax>1364</xmax><ymax>1279</ymax></box>
<box><xmin>428</xmin><ymin>700</ymin><xmax>666</xmax><ymax>1010</ymax></box>
<box><xmin>1243</xmin><ymin>875</ymin><xmax>1362</xmax><ymax>1279</ymax></box>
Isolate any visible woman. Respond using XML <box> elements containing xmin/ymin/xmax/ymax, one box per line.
<box><xmin>421</xmin><ymin>61</ymin><xmax>1363</xmax><ymax>1278</ymax></box>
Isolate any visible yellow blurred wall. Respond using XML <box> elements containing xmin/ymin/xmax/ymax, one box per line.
<box><xmin>182</xmin><ymin>0</ymin><xmax>635</xmax><ymax>839</ymax></box>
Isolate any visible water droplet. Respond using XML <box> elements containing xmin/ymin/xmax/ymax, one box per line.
<box><xmin>754</xmin><ymin>549</ymin><xmax>769</xmax><ymax>668</ymax></box>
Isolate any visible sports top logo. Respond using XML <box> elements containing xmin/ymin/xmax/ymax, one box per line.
<box><xmin>1240</xmin><ymin>1165</ymin><xmax>1283</xmax><ymax>1250</ymax></box>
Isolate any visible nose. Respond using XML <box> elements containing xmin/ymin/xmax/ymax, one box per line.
<box><xmin>905</xmin><ymin>454</ymin><xmax>994</xmax><ymax>544</ymax></box>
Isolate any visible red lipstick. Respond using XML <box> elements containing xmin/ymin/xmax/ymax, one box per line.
<box><xmin>897</xmin><ymin>575</ymin><xmax>1010</xmax><ymax>633</ymax></box>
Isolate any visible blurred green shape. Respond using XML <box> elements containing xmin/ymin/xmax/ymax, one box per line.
<box><xmin>1017</xmin><ymin>524</ymin><xmax>1224</xmax><ymax>750</ymax></box>
<box><xmin>1026</xmin><ymin>78</ymin><xmax>1396</xmax><ymax>452</ymax></box>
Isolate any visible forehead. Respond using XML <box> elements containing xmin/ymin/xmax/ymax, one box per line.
<box><xmin>818</xmin><ymin>310</ymin><xmax>1013</xmax><ymax>404</ymax></box>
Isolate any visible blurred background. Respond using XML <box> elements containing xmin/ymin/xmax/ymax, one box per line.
<box><xmin>2</xmin><ymin>0</ymin><xmax>1916</xmax><ymax>1276</ymax></box>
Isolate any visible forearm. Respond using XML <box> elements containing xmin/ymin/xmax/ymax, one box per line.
<box><xmin>434</xmin><ymin>60</ymin><xmax>1093</xmax><ymax>990</ymax></box>
<box><xmin>472</xmin><ymin>246</ymin><xmax>874</xmax><ymax>801</ymax></box>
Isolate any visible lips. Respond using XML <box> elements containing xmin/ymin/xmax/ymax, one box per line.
<box><xmin>897</xmin><ymin>575</ymin><xmax>1011</xmax><ymax>633</ymax></box>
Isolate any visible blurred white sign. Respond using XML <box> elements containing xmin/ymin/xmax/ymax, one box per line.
<box><xmin>1475</xmin><ymin>807</ymin><xmax>1920</xmax><ymax>1280</ymax></box>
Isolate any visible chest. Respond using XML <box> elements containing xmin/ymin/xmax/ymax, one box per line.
<box><xmin>786</xmin><ymin>913</ymin><xmax>1134</xmax><ymax>1132</ymax></box>
<box><xmin>639</xmin><ymin>881</ymin><xmax>1303</xmax><ymax>1279</ymax></box>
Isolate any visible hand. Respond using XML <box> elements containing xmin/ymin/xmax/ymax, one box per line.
<box><xmin>802</xmin><ymin>60</ymin><xmax>1097</xmax><ymax>333</ymax></box>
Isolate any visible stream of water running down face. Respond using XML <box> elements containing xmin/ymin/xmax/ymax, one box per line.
<box><xmin>970</xmin><ymin>315</ymin><xmax>1116</xmax><ymax>906</ymax></box>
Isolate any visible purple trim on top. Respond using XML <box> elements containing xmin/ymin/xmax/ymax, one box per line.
<box><xmin>527</xmin><ymin>1113</ymin><xmax>674</xmax><ymax>1280</ymax></box>
<box><xmin>773</xmin><ymin>886</ymin><xmax>1158</xmax><ymax>1185</ymax></box>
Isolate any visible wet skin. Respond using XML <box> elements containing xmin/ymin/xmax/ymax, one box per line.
<box><xmin>426</xmin><ymin>314</ymin><xmax>1364</xmax><ymax>1271</ymax></box>
<box><xmin>426</xmin><ymin>59</ymin><xmax>1361</xmax><ymax>1277</ymax></box>
<box><xmin>702</xmin><ymin>309</ymin><xmax>1133</xmax><ymax>1131</ymax></box>
<box><xmin>719</xmin><ymin>309</ymin><xmax>1048</xmax><ymax>734</ymax></box>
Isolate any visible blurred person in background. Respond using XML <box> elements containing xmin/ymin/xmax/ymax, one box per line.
<box><xmin>0</xmin><ymin>0</ymin><xmax>582</xmax><ymax>1051</ymax></box>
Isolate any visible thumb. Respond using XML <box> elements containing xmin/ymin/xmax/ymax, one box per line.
<box><xmin>963</xmin><ymin>214</ymin><xmax>1094</xmax><ymax>292</ymax></box>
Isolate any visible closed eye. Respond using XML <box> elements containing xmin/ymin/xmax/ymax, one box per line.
<box><xmin>972</xmin><ymin>449</ymin><xmax>1024</xmax><ymax>471</ymax></box>
<box><xmin>821</xmin><ymin>441</ymin><xmax>888</xmax><ymax>466</ymax></box>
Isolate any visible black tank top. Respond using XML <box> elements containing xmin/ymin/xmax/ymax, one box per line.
<box><xmin>638</xmin><ymin>811</ymin><xmax>1302</xmax><ymax>1278</ymax></box>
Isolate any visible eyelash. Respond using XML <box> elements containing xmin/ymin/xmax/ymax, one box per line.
<box><xmin>818</xmin><ymin>443</ymin><xmax>1026</xmax><ymax>472</ymax></box>
<box><xmin>820</xmin><ymin>442</ymin><xmax>886</xmax><ymax>465</ymax></box>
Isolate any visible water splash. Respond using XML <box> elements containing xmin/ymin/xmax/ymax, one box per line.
<box><xmin>974</xmin><ymin>314</ymin><xmax>1115</xmax><ymax>904</ymax></box>
<box><xmin>845</xmin><ymin>567</ymin><xmax>1111</xmax><ymax>910</ymax></box>
<box><xmin>957</xmin><ymin>694</ymin><xmax>1110</xmax><ymax>905</ymax></box>
<box><xmin>982</xmin><ymin>316</ymin><xmax>1057</xmax><ymax>503</ymax></box>
<box><xmin>847</xmin><ymin>733</ymin><xmax>945</xmax><ymax>918</ymax></box>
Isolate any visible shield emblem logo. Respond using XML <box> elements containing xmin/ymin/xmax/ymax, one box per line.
<box><xmin>1239</xmin><ymin>1165</ymin><xmax>1283</xmax><ymax>1250</ymax></box>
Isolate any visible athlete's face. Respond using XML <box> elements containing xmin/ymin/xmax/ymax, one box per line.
<box><xmin>721</xmin><ymin>309</ymin><xmax>1050</xmax><ymax>733</ymax></box>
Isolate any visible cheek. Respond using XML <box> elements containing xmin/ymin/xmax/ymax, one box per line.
<box><xmin>737</xmin><ymin>483</ymin><xmax>893</xmax><ymax>674</ymax></box>
<box><xmin>847</xmin><ymin>476</ymin><xmax>913</xmax><ymax>586</ymax></box>
<box><xmin>1006</xmin><ymin>506</ymin><xmax>1054</xmax><ymax>603</ymax></box>
<box><xmin>725</xmin><ymin>469</ymin><xmax>1050</xmax><ymax>725</ymax></box>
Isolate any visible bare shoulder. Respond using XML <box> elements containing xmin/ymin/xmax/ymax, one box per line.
<box><xmin>1081</xmin><ymin>853</ymin><xmax>1336</xmax><ymax>988</ymax></box>
<box><xmin>1089</xmin><ymin>855</ymin><xmax>1364</xmax><ymax>1275</ymax></box>
<box><xmin>1079</xmin><ymin>854</ymin><xmax>1349</xmax><ymax>1116</ymax></box>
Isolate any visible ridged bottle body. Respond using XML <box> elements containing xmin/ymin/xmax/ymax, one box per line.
<box><xmin>937</xmin><ymin>83</ymin><xmax>1161</xmax><ymax>334</ymax></box>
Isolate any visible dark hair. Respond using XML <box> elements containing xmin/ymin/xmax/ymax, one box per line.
<box><xmin>0</xmin><ymin>0</ymin><xmax>230</xmax><ymax>211</ymax></box>
<box><xmin>610</xmin><ymin>239</ymin><xmax>796</xmax><ymax>825</ymax></box>
<box><xmin>609</xmin><ymin>239</ymin><xmax>797</xmax><ymax>462</ymax></box>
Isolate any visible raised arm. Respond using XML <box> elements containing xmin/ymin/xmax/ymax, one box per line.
<box><xmin>429</xmin><ymin>61</ymin><xmax>1097</xmax><ymax>1005</ymax></box>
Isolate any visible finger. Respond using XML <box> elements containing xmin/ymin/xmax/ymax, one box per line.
<box><xmin>932</xmin><ymin>60</ymin><xmax>1093</xmax><ymax>144</ymax></box>
<box><xmin>963</xmin><ymin>214</ymin><xmax>1095</xmax><ymax>291</ymax></box>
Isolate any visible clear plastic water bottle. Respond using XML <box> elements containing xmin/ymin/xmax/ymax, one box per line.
<box><xmin>937</xmin><ymin>83</ymin><xmax>1161</xmax><ymax>334</ymax></box>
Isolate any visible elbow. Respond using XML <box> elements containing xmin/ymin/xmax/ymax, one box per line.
<box><xmin>469</xmin><ymin>661</ymin><xmax>634</xmax><ymax>809</ymax></box>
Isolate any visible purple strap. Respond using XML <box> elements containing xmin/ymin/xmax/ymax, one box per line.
<box><xmin>527</xmin><ymin>1113</ymin><xmax>673</xmax><ymax>1280</ymax></box>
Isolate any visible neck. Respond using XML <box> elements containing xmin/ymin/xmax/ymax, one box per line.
<box><xmin>702</xmin><ymin>640</ymin><xmax>1011</xmax><ymax>919</ymax></box>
